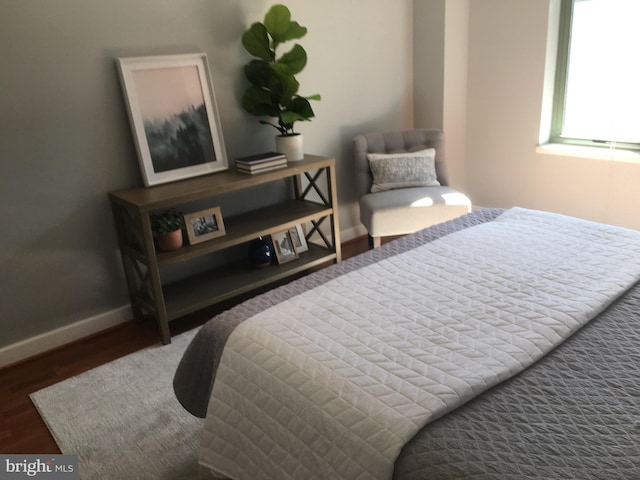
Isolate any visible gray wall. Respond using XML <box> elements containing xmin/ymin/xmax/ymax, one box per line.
<box><xmin>414</xmin><ymin>0</ymin><xmax>446</xmax><ymax>129</ymax></box>
<box><xmin>0</xmin><ymin>0</ymin><xmax>414</xmax><ymax>347</ymax></box>
<box><xmin>413</xmin><ymin>0</ymin><xmax>469</xmax><ymax>190</ymax></box>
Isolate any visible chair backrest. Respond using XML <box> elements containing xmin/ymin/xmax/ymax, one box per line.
<box><xmin>353</xmin><ymin>129</ymin><xmax>449</xmax><ymax>198</ymax></box>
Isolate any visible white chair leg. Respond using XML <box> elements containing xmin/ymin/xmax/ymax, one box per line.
<box><xmin>369</xmin><ymin>236</ymin><xmax>381</xmax><ymax>249</ymax></box>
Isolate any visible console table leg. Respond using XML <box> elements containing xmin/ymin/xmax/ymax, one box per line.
<box><xmin>157</xmin><ymin>313</ymin><xmax>171</xmax><ymax>345</ymax></box>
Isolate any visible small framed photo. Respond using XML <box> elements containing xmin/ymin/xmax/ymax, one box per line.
<box><xmin>289</xmin><ymin>224</ymin><xmax>308</xmax><ymax>253</ymax></box>
<box><xmin>271</xmin><ymin>230</ymin><xmax>298</xmax><ymax>264</ymax></box>
<box><xmin>184</xmin><ymin>207</ymin><xmax>226</xmax><ymax>245</ymax></box>
<box><xmin>116</xmin><ymin>53</ymin><xmax>228</xmax><ymax>187</ymax></box>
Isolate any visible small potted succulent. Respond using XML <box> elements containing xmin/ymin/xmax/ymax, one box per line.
<box><xmin>151</xmin><ymin>208</ymin><xmax>184</xmax><ymax>251</ymax></box>
<box><xmin>241</xmin><ymin>4</ymin><xmax>320</xmax><ymax>161</ymax></box>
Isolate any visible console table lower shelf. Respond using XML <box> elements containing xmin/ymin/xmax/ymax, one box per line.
<box><xmin>161</xmin><ymin>245</ymin><xmax>336</xmax><ymax>321</ymax></box>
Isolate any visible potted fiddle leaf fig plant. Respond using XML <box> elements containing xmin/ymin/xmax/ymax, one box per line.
<box><xmin>151</xmin><ymin>208</ymin><xmax>184</xmax><ymax>251</ymax></box>
<box><xmin>241</xmin><ymin>4</ymin><xmax>320</xmax><ymax>161</ymax></box>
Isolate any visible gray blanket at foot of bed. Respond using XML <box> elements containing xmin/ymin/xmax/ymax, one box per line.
<box><xmin>394</xmin><ymin>273</ymin><xmax>640</xmax><ymax>479</ymax></box>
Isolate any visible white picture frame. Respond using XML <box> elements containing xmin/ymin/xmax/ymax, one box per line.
<box><xmin>271</xmin><ymin>230</ymin><xmax>299</xmax><ymax>264</ymax></box>
<box><xmin>289</xmin><ymin>224</ymin><xmax>309</xmax><ymax>253</ymax></box>
<box><xmin>116</xmin><ymin>53</ymin><xmax>228</xmax><ymax>187</ymax></box>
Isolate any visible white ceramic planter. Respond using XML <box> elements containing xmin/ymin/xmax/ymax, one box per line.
<box><xmin>275</xmin><ymin>134</ymin><xmax>304</xmax><ymax>161</ymax></box>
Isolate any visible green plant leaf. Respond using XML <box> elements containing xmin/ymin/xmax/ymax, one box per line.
<box><xmin>151</xmin><ymin>209</ymin><xmax>184</xmax><ymax>234</ymax></box>
<box><xmin>280</xmin><ymin>111</ymin><xmax>306</xmax><ymax>126</ymax></box>
<box><xmin>264</xmin><ymin>5</ymin><xmax>289</xmax><ymax>45</ymax></box>
<box><xmin>264</xmin><ymin>5</ymin><xmax>307</xmax><ymax>45</ymax></box>
<box><xmin>281</xmin><ymin>97</ymin><xmax>315</xmax><ymax>125</ymax></box>
<box><xmin>280</xmin><ymin>75</ymin><xmax>300</xmax><ymax>105</ymax></box>
<box><xmin>242</xmin><ymin>23</ymin><xmax>274</xmax><ymax>62</ymax></box>
<box><xmin>278</xmin><ymin>44</ymin><xmax>307</xmax><ymax>75</ymax></box>
<box><xmin>270</xmin><ymin>63</ymin><xmax>299</xmax><ymax>103</ymax></box>
<box><xmin>242</xmin><ymin>86</ymin><xmax>279</xmax><ymax>117</ymax></box>
<box><xmin>282</xmin><ymin>21</ymin><xmax>307</xmax><ymax>42</ymax></box>
<box><xmin>290</xmin><ymin>96</ymin><xmax>315</xmax><ymax>117</ymax></box>
<box><xmin>244</xmin><ymin>60</ymin><xmax>271</xmax><ymax>87</ymax></box>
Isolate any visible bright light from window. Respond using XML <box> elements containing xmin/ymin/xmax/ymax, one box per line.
<box><xmin>411</xmin><ymin>197</ymin><xmax>434</xmax><ymax>207</ymax></box>
<box><xmin>562</xmin><ymin>0</ymin><xmax>640</xmax><ymax>143</ymax></box>
<box><xmin>410</xmin><ymin>192</ymin><xmax>469</xmax><ymax>208</ymax></box>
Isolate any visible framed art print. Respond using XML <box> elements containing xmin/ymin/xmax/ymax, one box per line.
<box><xmin>271</xmin><ymin>230</ymin><xmax>298</xmax><ymax>264</ymax></box>
<box><xmin>289</xmin><ymin>224</ymin><xmax>308</xmax><ymax>253</ymax></box>
<box><xmin>116</xmin><ymin>53</ymin><xmax>228</xmax><ymax>186</ymax></box>
<box><xmin>183</xmin><ymin>206</ymin><xmax>226</xmax><ymax>245</ymax></box>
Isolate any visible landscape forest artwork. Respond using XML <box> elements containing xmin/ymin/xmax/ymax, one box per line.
<box><xmin>133</xmin><ymin>65</ymin><xmax>215</xmax><ymax>173</ymax></box>
<box><xmin>117</xmin><ymin>53</ymin><xmax>228</xmax><ymax>186</ymax></box>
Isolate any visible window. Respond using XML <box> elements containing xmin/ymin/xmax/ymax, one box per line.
<box><xmin>551</xmin><ymin>0</ymin><xmax>640</xmax><ymax>150</ymax></box>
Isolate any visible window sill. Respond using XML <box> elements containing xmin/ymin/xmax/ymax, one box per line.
<box><xmin>537</xmin><ymin>143</ymin><xmax>640</xmax><ymax>164</ymax></box>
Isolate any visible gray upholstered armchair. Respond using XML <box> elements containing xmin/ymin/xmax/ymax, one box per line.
<box><xmin>354</xmin><ymin>129</ymin><xmax>471</xmax><ymax>248</ymax></box>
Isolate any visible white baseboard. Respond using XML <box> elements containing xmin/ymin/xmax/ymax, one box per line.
<box><xmin>0</xmin><ymin>305</ymin><xmax>132</xmax><ymax>368</ymax></box>
<box><xmin>340</xmin><ymin>224</ymin><xmax>368</xmax><ymax>242</ymax></box>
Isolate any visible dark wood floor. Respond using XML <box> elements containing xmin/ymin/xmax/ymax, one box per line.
<box><xmin>0</xmin><ymin>236</ymin><xmax>371</xmax><ymax>454</ymax></box>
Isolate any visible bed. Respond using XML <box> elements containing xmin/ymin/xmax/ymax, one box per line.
<box><xmin>173</xmin><ymin>207</ymin><xmax>640</xmax><ymax>479</ymax></box>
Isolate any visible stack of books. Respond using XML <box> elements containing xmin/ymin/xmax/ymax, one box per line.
<box><xmin>235</xmin><ymin>152</ymin><xmax>288</xmax><ymax>175</ymax></box>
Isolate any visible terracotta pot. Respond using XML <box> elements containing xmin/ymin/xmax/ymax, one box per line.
<box><xmin>275</xmin><ymin>133</ymin><xmax>304</xmax><ymax>161</ymax></box>
<box><xmin>156</xmin><ymin>229</ymin><xmax>183</xmax><ymax>251</ymax></box>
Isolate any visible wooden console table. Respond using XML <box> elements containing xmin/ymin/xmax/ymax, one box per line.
<box><xmin>108</xmin><ymin>155</ymin><xmax>341</xmax><ymax>344</ymax></box>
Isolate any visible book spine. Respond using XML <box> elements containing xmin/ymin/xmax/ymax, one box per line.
<box><xmin>235</xmin><ymin>153</ymin><xmax>287</xmax><ymax>165</ymax></box>
<box><xmin>236</xmin><ymin>159</ymin><xmax>288</xmax><ymax>170</ymax></box>
<box><xmin>236</xmin><ymin>163</ymin><xmax>287</xmax><ymax>174</ymax></box>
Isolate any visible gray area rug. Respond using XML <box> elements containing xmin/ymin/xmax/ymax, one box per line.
<box><xmin>31</xmin><ymin>328</ymin><xmax>207</xmax><ymax>479</ymax></box>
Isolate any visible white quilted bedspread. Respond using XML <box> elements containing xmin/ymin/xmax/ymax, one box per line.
<box><xmin>200</xmin><ymin>208</ymin><xmax>640</xmax><ymax>480</ymax></box>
